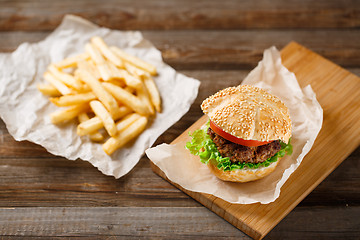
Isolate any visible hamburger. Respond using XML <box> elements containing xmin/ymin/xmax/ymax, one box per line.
<box><xmin>186</xmin><ymin>85</ymin><xmax>292</xmax><ymax>183</ymax></box>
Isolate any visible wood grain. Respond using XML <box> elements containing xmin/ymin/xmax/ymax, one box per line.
<box><xmin>0</xmin><ymin>206</ymin><xmax>357</xmax><ymax>239</ymax></box>
<box><xmin>0</xmin><ymin>30</ymin><xmax>360</xmax><ymax>69</ymax></box>
<box><xmin>150</xmin><ymin>42</ymin><xmax>360</xmax><ymax>239</ymax></box>
<box><xmin>0</xmin><ymin>207</ymin><xmax>246</xmax><ymax>239</ymax></box>
<box><xmin>0</xmin><ymin>0</ymin><xmax>359</xmax><ymax>31</ymax></box>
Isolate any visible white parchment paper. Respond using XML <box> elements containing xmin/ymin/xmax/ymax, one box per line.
<box><xmin>146</xmin><ymin>46</ymin><xmax>323</xmax><ymax>204</ymax></box>
<box><xmin>0</xmin><ymin>15</ymin><xmax>200</xmax><ymax>178</ymax></box>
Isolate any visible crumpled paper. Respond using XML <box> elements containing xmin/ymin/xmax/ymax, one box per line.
<box><xmin>0</xmin><ymin>15</ymin><xmax>200</xmax><ymax>178</ymax></box>
<box><xmin>146</xmin><ymin>46</ymin><xmax>323</xmax><ymax>204</ymax></box>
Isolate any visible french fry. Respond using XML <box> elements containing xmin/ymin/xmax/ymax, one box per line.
<box><xmin>86</xmin><ymin>60</ymin><xmax>102</xmax><ymax>80</ymax></box>
<box><xmin>76</xmin><ymin>61</ymin><xmax>94</xmax><ymax>77</ymax></box>
<box><xmin>78</xmin><ymin>113</ymin><xmax>104</xmax><ymax>142</ymax></box>
<box><xmin>106</xmin><ymin>61</ymin><xmax>125</xmax><ymax>80</ymax></box>
<box><xmin>102</xmin><ymin>116</ymin><xmax>148</xmax><ymax>155</ymax></box>
<box><xmin>50</xmin><ymin>92</ymin><xmax>96</xmax><ymax>107</ymax></box>
<box><xmin>43</xmin><ymin>72</ymin><xmax>72</xmax><ymax>95</ymax></box>
<box><xmin>37</xmin><ymin>83</ymin><xmax>61</xmax><ymax>97</ymax></box>
<box><xmin>90</xmin><ymin>100</ymin><xmax>117</xmax><ymax>137</ymax></box>
<box><xmin>107</xmin><ymin>79</ymin><xmax>127</xmax><ymax>88</ymax></box>
<box><xmin>48</xmin><ymin>64</ymin><xmax>83</xmax><ymax>90</ymax></box>
<box><xmin>136</xmin><ymin>83</ymin><xmax>155</xmax><ymax>115</ymax></box>
<box><xmin>106</xmin><ymin>61</ymin><xmax>141</xmax><ymax>89</ymax></box>
<box><xmin>111</xmin><ymin>46</ymin><xmax>157</xmax><ymax>75</ymax></box>
<box><xmin>124</xmin><ymin>62</ymin><xmax>147</xmax><ymax>78</ymax></box>
<box><xmin>91</xmin><ymin>36</ymin><xmax>123</xmax><ymax>67</ymax></box>
<box><xmin>77</xmin><ymin>116</ymin><xmax>103</xmax><ymax>136</ymax></box>
<box><xmin>77</xmin><ymin>62</ymin><xmax>121</xmax><ymax>117</ymax></box>
<box><xmin>54</xmin><ymin>53</ymin><xmax>90</xmax><ymax>69</ymax></box>
<box><xmin>73</xmin><ymin>74</ymin><xmax>92</xmax><ymax>93</ymax></box>
<box><xmin>115</xmin><ymin>113</ymin><xmax>141</xmax><ymax>132</ymax></box>
<box><xmin>111</xmin><ymin>106</ymin><xmax>133</xmax><ymax>120</ymax></box>
<box><xmin>85</xmin><ymin>43</ymin><xmax>112</xmax><ymax>81</ymax></box>
<box><xmin>118</xmin><ymin>69</ymin><xmax>142</xmax><ymax>89</ymax></box>
<box><xmin>143</xmin><ymin>75</ymin><xmax>161</xmax><ymax>112</ymax></box>
<box><xmin>124</xmin><ymin>86</ymin><xmax>136</xmax><ymax>94</ymax></box>
<box><xmin>102</xmin><ymin>82</ymin><xmax>150</xmax><ymax>116</ymax></box>
<box><xmin>77</xmin><ymin>106</ymin><xmax>132</xmax><ymax>136</ymax></box>
<box><xmin>50</xmin><ymin>103</ymin><xmax>89</xmax><ymax>124</ymax></box>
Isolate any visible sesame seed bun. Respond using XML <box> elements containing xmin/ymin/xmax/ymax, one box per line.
<box><xmin>207</xmin><ymin>158</ymin><xmax>280</xmax><ymax>183</ymax></box>
<box><xmin>201</xmin><ymin>85</ymin><xmax>292</xmax><ymax>144</ymax></box>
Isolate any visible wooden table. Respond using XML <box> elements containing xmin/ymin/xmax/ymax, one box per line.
<box><xmin>0</xmin><ymin>1</ymin><xmax>359</xmax><ymax>239</ymax></box>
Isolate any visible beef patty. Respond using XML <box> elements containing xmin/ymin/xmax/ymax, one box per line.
<box><xmin>207</xmin><ymin>127</ymin><xmax>281</xmax><ymax>164</ymax></box>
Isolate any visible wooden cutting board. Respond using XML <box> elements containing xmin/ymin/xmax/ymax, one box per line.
<box><xmin>150</xmin><ymin>42</ymin><xmax>360</xmax><ymax>239</ymax></box>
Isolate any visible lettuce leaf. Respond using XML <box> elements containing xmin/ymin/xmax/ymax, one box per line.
<box><xmin>185</xmin><ymin>122</ymin><xmax>292</xmax><ymax>171</ymax></box>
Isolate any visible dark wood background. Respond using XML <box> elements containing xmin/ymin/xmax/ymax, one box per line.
<box><xmin>0</xmin><ymin>0</ymin><xmax>359</xmax><ymax>239</ymax></box>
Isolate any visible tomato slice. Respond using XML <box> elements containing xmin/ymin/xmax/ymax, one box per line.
<box><xmin>209</xmin><ymin>120</ymin><xmax>272</xmax><ymax>147</ymax></box>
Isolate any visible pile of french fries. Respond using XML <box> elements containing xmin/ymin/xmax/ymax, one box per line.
<box><xmin>37</xmin><ymin>36</ymin><xmax>161</xmax><ymax>155</ymax></box>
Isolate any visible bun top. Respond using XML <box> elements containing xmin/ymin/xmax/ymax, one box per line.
<box><xmin>201</xmin><ymin>85</ymin><xmax>292</xmax><ymax>143</ymax></box>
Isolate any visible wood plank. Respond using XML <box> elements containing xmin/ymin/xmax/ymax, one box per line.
<box><xmin>0</xmin><ymin>156</ymin><xmax>196</xmax><ymax>208</ymax></box>
<box><xmin>0</xmin><ymin>206</ymin><xmax>358</xmax><ymax>239</ymax></box>
<box><xmin>267</xmin><ymin>206</ymin><xmax>360</xmax><ymax>240</ymax></box>
<box><xmin>146</xmin><ymin>30</ymin><xmax>360</xmax><ymax>69</ymax></box>
<box><xmin>0</xmin><ymin>148</ymin><xmax>358</xmax><ymax>208</ymax></box>
<box><xmin>150</xmin><ymin>42</ymin><xmax>360</xmax><ymax>239</ymax></box>
<box><xmin>0</xmin><ymin>30</ymin><xmax>359</xmax><ymax>69</ymax></box>
<box><xmin>299</xmin><ymin>145</ymin><xmax>360</xmax><ymax>206</ymax></box>
<box><xmin>0</xmin><ymin>0</ymin><xmax>358</xmax><ymax>30</ymax></box>
<box><xmin>0</xmin><ymin>207</ymin><xmax>248</xmax><ymax>239</ymax></box>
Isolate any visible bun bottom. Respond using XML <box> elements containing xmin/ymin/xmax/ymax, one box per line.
<box><xmin>207</xmin><ymin>159</ymin><xmax>280</xmax><ymax>183</ymax></box>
